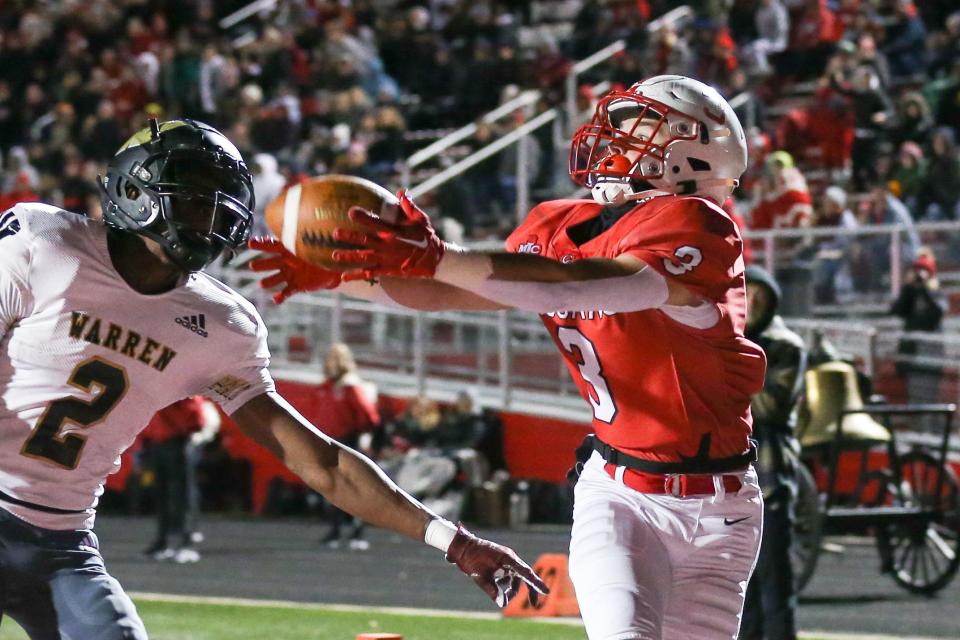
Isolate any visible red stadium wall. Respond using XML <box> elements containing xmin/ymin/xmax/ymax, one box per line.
<box><xmin>108</xmin><ymin>377</ymin><xmax>957</xmax><ymax>515</ymax></box>
<box><xmin>106</xmin><ymin>379</ymin><xmax>592</xmax><ymax>513</ymax></box>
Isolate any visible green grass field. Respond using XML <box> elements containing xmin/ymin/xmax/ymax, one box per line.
<box><xmin>0</xmin><ymin>596</ymin><xmax>888</xmax><ymax>640</ymax></box>
<box><xmin>0</xmin><ymin>597</ymin><xmax>585</xmax><ymax>640</ymax></box>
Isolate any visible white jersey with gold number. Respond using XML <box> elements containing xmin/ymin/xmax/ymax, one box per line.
<box><xmin>0</xmin><ymin>203</ymin><xmax>275</xmax><ymax>529</ymax></box>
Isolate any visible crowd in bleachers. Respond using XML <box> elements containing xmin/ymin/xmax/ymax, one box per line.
<box><xmin>2</xmin><ymin>2</ymin><xmax>958</xmax><ymax>239</ymax></box>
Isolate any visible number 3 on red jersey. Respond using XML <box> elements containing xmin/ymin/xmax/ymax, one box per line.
<box><xmin>557</xmin><ymin>327</ymin><xmax>617</xmax><ymax>423</ymax></box>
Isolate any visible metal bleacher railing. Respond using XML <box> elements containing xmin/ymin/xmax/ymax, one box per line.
<box><xmin>562</xmin><ymin>5</ymin><xmax>695</xmax><ymax>133</ymax></box>
<box><xmin>396</xmin><ymin>5</ymin><xmax>697</xmax><ymax>225</ymax></box>
<box><xmin>212</xmin><ymin>241</ymin><xmax>960</xmax><ymax>424</ymax></box>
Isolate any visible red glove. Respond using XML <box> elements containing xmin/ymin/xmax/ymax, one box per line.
<box><xmin>248</xmin><ymin>237</ymin><xmax>341</xmax><ymax>304</ymax></box>
<box><xmin>333</xmin><ymin>190</ymin><xmax>445</xmax><ymax>280</ymax></box>
<box><xmin>446</xmin><ymin>523</ymin><xmax>549</xmax><ymax>608</ymax></box>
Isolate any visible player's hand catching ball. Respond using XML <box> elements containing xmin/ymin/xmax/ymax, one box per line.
<box><xmin>447</xmin><ymin>523</ymin><xmax>549</xmax><ymax>608</ymax></box>
<box><xmin>333</xmin><ymin>190</ymin><xmax>445</xmax><ymax>279</ymax></box>
<box><xmin>248</xmin><ymin>237</ymin><xmax>342</xmax><ymax>304</ymax></box>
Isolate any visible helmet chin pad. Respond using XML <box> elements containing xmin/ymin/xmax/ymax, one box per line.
<box><xmin>590</xmin><ymin>177</ymin><xmax>658</xmax><ymax>205</ymax></box>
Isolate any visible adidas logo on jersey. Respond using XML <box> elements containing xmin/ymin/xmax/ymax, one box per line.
<box><xmin>176</xmin><ymin>314</ymin><xmax>208</xmax><ymax>337</ymax></box>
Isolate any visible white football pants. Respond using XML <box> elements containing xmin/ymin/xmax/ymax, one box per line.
<box><xmin>569</xmin><ymin>452</ymin><xmax>763</xmax><ymax>640</ymax></box>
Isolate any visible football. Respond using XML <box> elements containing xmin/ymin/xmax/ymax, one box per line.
<box><xmin>264</xmin><ymin>174</ymin><xmax>399</xmax><ymax>270</ymax></box>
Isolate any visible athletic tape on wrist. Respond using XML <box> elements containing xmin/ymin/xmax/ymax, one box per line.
<box><xmin>424</xmin><ymin>518</ymin><xmax>458</xmax><ymax>553</ymax></box>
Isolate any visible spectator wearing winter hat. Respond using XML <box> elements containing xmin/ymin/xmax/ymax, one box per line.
<box><xmin>888</xmin><ymin>141</ymin><xmax>927</xmax><ymax>209</ymax></box>
<box><xmin>750</xmin><ymin>150</ymin><xmax>813</xmax><ymax>230</ymax></box>
<box><xmin>889</xmin><ymin>92</ymin><xmax>934</xmax><ymax>149</ymax></box>
<box><xmin>890</xmin><ymin>248</ymin><xmax>949</xmax><ymax>428</ymax></box>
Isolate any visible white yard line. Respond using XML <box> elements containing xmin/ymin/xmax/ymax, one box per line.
<box><xmin>128</xmin><ymin>592</ymin><xmax>944</xmax><ymax>639</ymax></box>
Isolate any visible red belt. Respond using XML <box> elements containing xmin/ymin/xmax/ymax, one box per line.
<box><xmin>603</xmin><ymin>463</ymin><xmax>742</xmax><ymax>497</ymax></box>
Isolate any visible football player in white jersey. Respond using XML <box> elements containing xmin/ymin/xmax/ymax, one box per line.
<box><xmin>0</xmin><ymin>119</ymin><xmax>546</xmax><ymax>639</ymax></box>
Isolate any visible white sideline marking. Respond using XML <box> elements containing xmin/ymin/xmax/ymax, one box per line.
<box><xmin>128</xmin><ymin>593</ymin><xmax>941</xmax><ymax>638</ymax></box>
<box><xmin>130</xmin><ymin>592</ymin><xmax>514</xmax><ymax>621</ymax></box>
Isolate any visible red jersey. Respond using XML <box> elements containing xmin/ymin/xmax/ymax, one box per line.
<box><xmin>311</xmin><ymin>374</ymin><xmax>380</xmax><ymax>441</ymax></box>
<box><xmin>143</xmin><ymin>396</ymin><xmax>206</xmax><ymax>443</ymax></box>
<box><xmin>505</xmin><ymin>196</ymin><xmax>766</xmax><ymax>463</ymax></box>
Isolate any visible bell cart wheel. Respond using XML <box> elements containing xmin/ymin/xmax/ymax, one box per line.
<box><xmin>791</xmin><ymin>462</ymin><xmax>823</xmax><ymax>593</ymax></box>
<box><xmin>875</xmin><ymin>451</ymin><xmax>960</xmax><ymax>595</ymax></box>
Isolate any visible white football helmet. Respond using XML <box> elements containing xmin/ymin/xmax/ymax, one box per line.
<box><xmin>569</xmin><ymin>75</ymin><xmax>747</xmax><ymax>205</ymax></box>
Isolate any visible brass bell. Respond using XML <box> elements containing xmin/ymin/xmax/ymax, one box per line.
<box><xmin>797</xmin><ymin>362</ymin><xmax>891</xmax><ymax>448</ymax></box>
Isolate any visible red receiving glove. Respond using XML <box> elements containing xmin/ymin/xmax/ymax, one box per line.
<box><xmin>248</xmin><ymin>237</ymin><xmax>342</xmax><ymax>304</ymax></box>
<box><xmin>446</xmin><ymin>523</ymin><xmax>549</xmax><ymax>608</ymax></box>
<box><xmin>332</xmin><ymin>189</ymin><xmax>445</xmax><ymax>280</ymax></box>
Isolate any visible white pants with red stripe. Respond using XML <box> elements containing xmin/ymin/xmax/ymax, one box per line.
<box><xmin>568</xmin><ymin>452</ymin><xmax>763</xmax><ymax>640</ymax></box>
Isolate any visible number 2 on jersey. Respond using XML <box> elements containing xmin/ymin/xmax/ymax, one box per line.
<box><xmin>557</xmin><ymin>327</ymin><xmax>617</xmax><ymax>423</ymax></box>
<box><xmin>21</xmin><ymin>357</ymin><xmax>128</xmax><ymax>470</ymax></box>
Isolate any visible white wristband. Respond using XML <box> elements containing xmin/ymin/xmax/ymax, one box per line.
<box><xmin>424</xmin><ymin>518</ymin><xmax>458</xmax><ymax>553</ymax></box>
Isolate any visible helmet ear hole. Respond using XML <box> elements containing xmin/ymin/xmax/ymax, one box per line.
<box><xmin>124</xmin><ymin>182</ymin><xmax>141</xmax><ymax>200</ymax></box>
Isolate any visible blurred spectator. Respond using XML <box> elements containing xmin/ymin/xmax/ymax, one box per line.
<box><xmin>388</xmin><ymin>395</ymin><xmax>443</xmax><ymax>452</ymax></box>
<box><xmin>250</xmin><ymin>153</ymin><xmax>286</xmax><ymax>236</ymax></box>
<box><xmin>436</xmin><ymin>390</ymin><xmax>486</xmax><ymax>452</ymax></box>
<box><xmin>916</xmin><ymin>127</ymin><xmax>960</xmax><ymax>220</ymax></box>
<box><xmin>888</xmin><ymin>141</ymin><xmax>926</xmax><ymax>209</ymax></box>
<box><xmin>0</xmin><ymin>170</ymin><xmax>39</xmax><ymax>212</ymax></box>
<box><xmin>830</xmin><ymin>65</ymin><xmax>893</xmax><ymax>190</ymax></box>
<box><xmin>781</xmin><ymin>0</ymin><xmax>839</xmax><ymax>79</ymax></box>
<box><xmin>741</xmin><ymin>0</ymin><xmax>790</xmax><ymax>77</ymax></box>
<box><xmin>852</xmin><ymin>184</ymin><xmax>920</xmax><ymax>292</ymax></box>
<box><xmin>853</xmin><ymin>34</ymin><xmax>891</xmax><ymax>91</ymax></box>
<box><xmin>880</xmin><ymin>0</ymin><xmax>927</xmax><ymax>79</ymax></box>
<box><xmin>889</xmin><ymin>92</ymin><xmax>933</xmax><ymax>148</ymax></box>
<box><xmin>811</xmin><ymin>185</ymin><xmax>857</xmax><ymax>304</ymax></box>
<box><xmin>933</xmin><ymin>61</ymin><xmax>960</xmax><ymax>133</ymax></box>
<box><xmin>142</xmin><ymin>396</ymin><xmax>208</xmax><ymax>563</ymax></box>
<box><xmin>927</xmin><ymin>12</ymin><xmax>960</xmax><ymax>78</ymax></box>
<box><xmin>890</xmin><ymin>249</ymin><xmax>949</xmax><ymax>422</ymax></box>
<box><xmin>750</xmin><ymin>151</ymin><xmax>813</xmax><ymax>230</ymax></box>
<box><xmin>691</xmin><ymin>20</ymin><xmax>739</xmax><ymax>88</ymax></box>
<box><xmin>2</xmin><ymin>146</ymin><xmax>39</xmax><ymax>193</ymax></box>
<box><xmin>312</xmin><ymin>343</ymin><xmax>380</xmax><ymax>551</ymax></box>
<box><xmin>646</xmin><ymin>22</ymin><xmax>693</xmax><ymax>77</ymax></box>
<box><xmin>80</xmin><ymin>99</ymin><xmax>126</xmax><ymax>162</ymax></box>
<box><xmin>458</xmin><ymin>120</ymin><xmax>508</xmax><ymax>231</ymax></box>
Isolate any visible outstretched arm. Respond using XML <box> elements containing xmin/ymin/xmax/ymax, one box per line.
<box><xmin>431</xmin><ymin>248</ymin><xmax>701</xmax><ymax>312</ymax></box>
<box><xmin>331</xmin><ymin>192</ymin><xmax>703</xmax><ymax>313</ymax></box>
<box><xmin>232</xmin><ymin>392</ymin><xmax>547</xmax><ymax>606</ymax></box>
<box><xmin>248</xmin><ymin>237</ymin><xmax>505</xmax><ymax>311</ymax></box>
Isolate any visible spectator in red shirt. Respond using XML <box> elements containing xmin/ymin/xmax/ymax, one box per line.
<box><xmin>141</xmin><ymin>396</ymin><xmax>207</xmax><ymax>563</ymax></box>
<box><xmin>314</xmin><ymin>343</ymin><xmax>381</xmax><ymax>550</ymax></box>
<box><xmin>0</xmin><ymin>171</ymin><xmax>39</xmax><ymax>212</ymax></box>
<box><xmin>750</xmin><ymin>150</ymin><xmax>813</xmax><ymax>230</ymax></box>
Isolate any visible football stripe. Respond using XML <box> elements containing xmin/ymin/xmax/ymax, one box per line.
<box><xmin>281</xmin><ymin>183</ymin><xmax>302</xmax><ymax>254</ymax></box>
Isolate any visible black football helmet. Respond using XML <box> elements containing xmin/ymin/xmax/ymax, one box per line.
<box><xmin>99</xmin><ymin>119</ymin><xmax>255</xmax><ymax>272</ymax></box>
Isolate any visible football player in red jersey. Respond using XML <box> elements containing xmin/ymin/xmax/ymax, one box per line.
<box><xmin>252</xmin><ymin>75</ymin><xmax>766</xmax><ymax>640</ymax></box>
